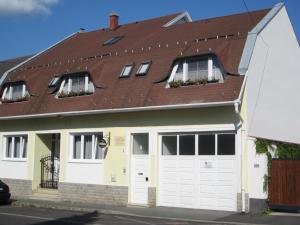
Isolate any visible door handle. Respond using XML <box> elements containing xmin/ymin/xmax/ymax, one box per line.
<box><xmin>138</xmin><ymin>172</ymin><xmax>143</xmax><ymax>175</ymax></box>
<box><xmin>145</xmin><ymin>177</ymin><xmax>149</xmax><ymax>182</ymax></box>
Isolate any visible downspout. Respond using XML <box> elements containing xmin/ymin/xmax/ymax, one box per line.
<box><xmin>234</xmin><ymin>73</ymin><xmax>248</xmax><ymax>213</ymax></box>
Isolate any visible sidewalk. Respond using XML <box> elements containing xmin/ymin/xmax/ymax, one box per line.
<box><xmin>11</xmin><ymin>198</ymin><xmax>300</xmax><ymax>225</ymax></box>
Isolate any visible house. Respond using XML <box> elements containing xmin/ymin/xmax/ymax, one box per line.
<box><xmin>0</xmin><ymin>3</ymin><xmax>299</xmax><ymax>213</ymax></box>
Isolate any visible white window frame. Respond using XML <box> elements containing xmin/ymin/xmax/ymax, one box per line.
<box><xmin>160</xmin><ymin>132</ymin><xmax>236</xmax><ymax>156</ymax></box>
<box><xmin>2</xmin><ymin>134</ymin><xmax>28</xmax><ymax>161</ymax></box>
<box><xmin>58</xmin><ymin>75</ymin><xmax>91</xmax><ymax>95</ymax></box>
<box><xmin>167</xmin><ymin>57</ymin><xmax>221</xmax><ymax>86</ymax></box>
<box><xmin>2</xmin><ymin>83</ymin><xmax>26</xmax><ymax>101</ymax></box>
<box><xmin>69</xmin><ymin>132</ymin><xmax>104</xmax><ymax>163</ymax></box>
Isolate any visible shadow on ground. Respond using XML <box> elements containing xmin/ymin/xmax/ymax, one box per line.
<box><xmin>30</xmin><ymin>211</ymin><xmax>99</xmax><ymax>225</ymax></box>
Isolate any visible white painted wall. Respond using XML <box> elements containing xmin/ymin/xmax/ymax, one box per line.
<box><xmin>247</xmin><ymin>6</ymin><xmax>300</xmax><ymax>144</ymax></box>
<box><xmin>248</xmin><ymin>138</ymin><xmax>267</xmax><ymax>199</ymax></box>
<box><xmin>0</xmin><ymin>137</ymin><xmax>28</xmax><ymax>179</ymax></box>
<box><xmin>66</xmin><ymin>162</ymin><xmax>104</xmax><ymax>184</ymax></box>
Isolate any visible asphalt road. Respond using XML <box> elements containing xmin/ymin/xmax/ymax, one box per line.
<box><xmin>0</xmin><ymin>205</ymin><xmax>228</xmax><ymax>225</ymax></box>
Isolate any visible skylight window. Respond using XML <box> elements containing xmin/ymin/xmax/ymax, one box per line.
<box><xmin>103</xmin><ymin>36</ymin><xmax>123</xmax><ymax>46</ymax></box>
<box><xmin>120</xmin><ymin>64</ymin><xmax>134</xmax><ymax>77</ymax></box>
<box><xmin>136</xmin><ymin>61</ymin><xmax>151</xmax><ymax>76</ymax></box>
<box><xmin>48</xmin><ymin>76</ymin><xmax>60</xmax><ymax>87</ymax></box>
<box><xmin>1</xmin><ymin>82</ymin><xmax>29</xmax><ymax>103</ymax></box>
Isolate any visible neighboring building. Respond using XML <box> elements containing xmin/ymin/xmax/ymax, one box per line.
<box><xmin>0</xmin><ymin>3</ymin><xmax>299</xmax><ymax>212</ymax></box>
<box><xmin>0</xmin><ymin>56</ymin><xmax>31</xmax><ymax>81</ymax></box>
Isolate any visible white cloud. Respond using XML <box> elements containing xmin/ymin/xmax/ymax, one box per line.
<box><xmin>0</xmin><ymin>0</ymin><xmax>60</xmax><ymax>16</ymax></box>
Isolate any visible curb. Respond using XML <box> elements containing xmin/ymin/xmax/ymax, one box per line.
<box><xmin>12</xmin><ymin>200</ymin><xmax>266</xmax><ymax>225</ymax></box>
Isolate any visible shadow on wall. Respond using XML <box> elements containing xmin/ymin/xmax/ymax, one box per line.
<box><xmin>30</xmin><ymin>211</ymin><xmax>99</xmax><ymax>225</ymax></box>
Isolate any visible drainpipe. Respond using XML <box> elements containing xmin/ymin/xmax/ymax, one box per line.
<box><xmin>234</xmin><ymin>73</ymin><xmax>248</xmax><ymax>213</ymax></box>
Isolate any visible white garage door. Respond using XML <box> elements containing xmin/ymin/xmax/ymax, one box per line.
<box><xmin>159</xmin><ymin>133</ymin><xmax>238</xmax><ymax>211</ymax></box>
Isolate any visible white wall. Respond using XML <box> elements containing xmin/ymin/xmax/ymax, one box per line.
<box><xmin>66</xmin><ymin>162</ymin><xmax>104</xmax><ymax>184</ymax></box>
<box><xmin>248</xmin><ymin>138</ymin><xmax>267</xmax><ymax>199</ymax></box>
<box><xmin>247</xmin><ymin>6</ymin><xmax>300</xmax><ymax>144</ymax></box>
<box><xmin>0</xmin><ymin>137</ymin><xmax>28</xmax><ymax>179</ymax></box>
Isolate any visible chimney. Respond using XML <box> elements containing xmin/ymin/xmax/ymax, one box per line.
<box><xmin>109</xmin><ymin>12</ymin><xmax>119</xmax><ymax>31</ymax></box>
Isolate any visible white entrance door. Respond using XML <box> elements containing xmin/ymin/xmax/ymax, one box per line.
<box><xmin>131</xmin><ymin>133</ymin><xmax>149</xmax><ymax>205</ymax></box>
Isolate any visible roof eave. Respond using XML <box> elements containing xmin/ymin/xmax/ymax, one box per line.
<box><xmin>0</xmin><ymin>101</ymin><xmax>235</xmax><ymax>121</ymax></box>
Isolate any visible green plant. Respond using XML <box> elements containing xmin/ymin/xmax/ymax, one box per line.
<box><xmin>255</xmin><ymin>138</ymin><xmax>300</xmax><ymax>201</ymax></box>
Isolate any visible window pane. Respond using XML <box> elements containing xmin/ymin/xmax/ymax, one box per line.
<box><xmin>174</xmin><ymin>62</ymin><xmax>183</xmax><ymax>81</ymax></box>
<box><xmin>22</xmin><ymin>136</ymin><xmax>28</xmax><ymax>158</ymax></box>
<box><xmin>188</xmin><ymin>59</ymin><xmax>208</xmax><ymax>81</ymax></box>
<box><xmin>218</xmin><ymin>134</ymin><xmax>235</xmax><ymax>155</ymax></box>
<box><xmin>95</xmin><ymin>134</ymin><xmax>104</xmax><ymax>159</ymax></box>
<box><xmin>162</xmin><ymin>136</ymin><xmax>177</xmax><ymax>155</ymax></box>
<box><xmin>83</xmin><ymin>135</ymin><xmax>93</xmax><ymax>159</ymax></box>
<box><xmin>73</xmin><ymin>136</ymin><xmax>81</xmax><ymax>159</ymax></box>
<box><xmin>198</xmin><ymin>135</ymin><xmax>215</xmax><ymax>155</ymax></box>
<box><xmin>14</xmin><ymin>137</ymin><xmax>21</xmax><ymax>158</ymax></box>
<box><xmin>137</xmin><ymin>63</ymin><xmax>150</xmax><ymax>74</ymax></box>
<box><xmin>121</xmin><ymin>65</ymin><xmax>132</xmax><ymax>77</ymax></box>
<box><xmin>179</xmin><ymin>135</ymin><xmax>195</xmax><ymax>155</ymax></box>
<box><xmin>212</xmin><ymin>59</ymin><xmax>223</xmax><ymax>80</ymax></box>
<box><xmin>6</xmin><ymin>137</ymin><xmax>12</xmax><ymax>158</ymax></box>
<box><xmin>71</xmin><ymin>76</ymin><xmax>85</xmax><ymax>93</ymax></box>
<box><xmin>133</xmin><ymin>133</ymin><xmax>149</xmax><ymax>155</ymax></box>
<box><xmin>11</xmin><ymin>85</ymin><xmax>23</xmax><ymax>100</ymax></box>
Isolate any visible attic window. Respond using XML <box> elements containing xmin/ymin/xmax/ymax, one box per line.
<box><xmin>1</xmin><ymin>82</ymin><xmax>29</xmax><ymax>103</ymax></box>
<box><xmin>167</xmin><ymin>56</ymin><xmax>224</xmax><ymax>87</ymax></box>
<box><xmin>48</xmin><ymin>76</ymin><xmax>60</xmax><ymax>87</ymax></box>
<box><xmin>136</xmin><ymin>61</ymin><xmax>151</xmax><ymax>76</ymax></box>
<box><xmin>120</xmin><ymin>64</ymin><xmax>134</xmax><ymax>77</ymax></box>
<box><xmin>57</xmin><ymin>73</ymin><xmax>95</xmax><ymax>98</ymax></box>
<box><xmin>103</xmin><ymin>36</ymin><xmax>123</xmax><ymax>46</ymax></box>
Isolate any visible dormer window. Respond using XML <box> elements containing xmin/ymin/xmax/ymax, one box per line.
<box><xmin>136</xmin><ymin>61</ymin><xmax>151</xmax><ymax>76</ymax></box>
<box><xmin>1</xmin><ymin>82</ymin><xmax>29</xmax><ymax>103</ymax></box>
<box><xmin>48</xmin><ymin>76</ymin><xmax>60</xmax><ymax>87</ymax></box>
<box><xmin>167</xmin><ymin>56</ymin><xmax>224</xmax><ymax>87</ymax></box>
<box><xmin>57</xmin><ymin>73</ymin><xmax>95</xmax><ymax>98</ymax></box>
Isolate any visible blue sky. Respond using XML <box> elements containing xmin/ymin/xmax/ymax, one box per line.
<box><xmin>0</xmin><ymin>0</ymin><xmax>299</xmax><ymax>61</ymax></box>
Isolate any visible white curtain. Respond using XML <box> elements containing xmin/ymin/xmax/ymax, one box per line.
<box><xmin>84</xmin><ymin>135</ymin><xmax>93</xmax><ymax>159</ymax></box>
<box><xmin>6</xmin><ymin>137</ymin><xmax>13</xmax><ymax>158</ymax></box>
<box><xmin>14</xmin><ymin>137</ymin><xmax>21</xmax><ymax>158</ymax></box>
<box><xmin>188</xmin><ymin>59</ymin><xmax>208</xmax><ymax>81</ymax></box>
<box><xmin>11</xmin><ymin>85</ymin><xmax>24</xmax><ymax>100</ymax></box>
<box><xmin>71</xmin><ymin>76</ymin><xmax>85</xmax><ymax>93</ymax></box>
<box><xmin>73</xmin><ymin>136</ymin><xmax>81</xmax><ymax>159</ymax></box>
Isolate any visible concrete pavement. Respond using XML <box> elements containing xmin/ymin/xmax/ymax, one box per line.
<box><xmin>3</xmin><ymin>198</ymin><xmax>300</xmax><ymax>225</ymax></box>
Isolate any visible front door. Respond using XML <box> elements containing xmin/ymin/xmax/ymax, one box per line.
<box><xmin>40</xmin><ymin>134</ymin><xmax>60</xmax><ymax>189</ymax></box>
<box><xmin>131</xmin><ymin>133</ymin><xmax>149</xmax><ymax>205</ymax></box>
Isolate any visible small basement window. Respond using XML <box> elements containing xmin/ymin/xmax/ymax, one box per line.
<box><xmin>103</xmin><ymin>36</ymin><xmax>123</xmax><ymax>46</ymax></box>
<box><xmin>136</xmin><ymin>61</ymin><xmax>151</xmax><ymax>75</ymax></box>
<box><xmin>120</xmin><ymin>64</ymin><xmax>134</xmax><ymax>77</ymax></box>
<box><xmin>1</xmin><ymin>82</ymin><xmax>29</xmax><ymax>103</ymax></box>
<box><xmin>57</xmin><ymin>73</ymin><xmax>95</xmax><ymax>98</ymax></box>
<box><xmin>167</xmin><ymin>56</ymin><xmax>224</xmax><ymax>87</ymax></box>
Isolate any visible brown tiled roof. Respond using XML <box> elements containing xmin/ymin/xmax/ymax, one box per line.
<box><xmin>0</xmin><ymin>56</ymin><xmax>31</xmax><ymax>80</ymax></box>
<box><xmin>0</xmin><ymin>9</ymin><xmax>270</xmax><ymax>117</ymax></box>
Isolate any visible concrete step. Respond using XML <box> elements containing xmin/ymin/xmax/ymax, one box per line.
<box><xmin>31</xmin><ymin>188</ymin><xmax>60</xmax><ymax>201</ymax></box>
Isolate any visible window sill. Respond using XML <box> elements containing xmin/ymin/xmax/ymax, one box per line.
<box><xmin>68</xmin><ymin>160</ymin><xmax>104</xmax><ymax>164</ymax></box>
<box><xmin>168</xmin><ymin>79</ymin><xmax>220</xmax><ymax>88</ymax></box>
<box><xmin>2</xmin><ymin>158</ymin><xmax>27</xmax><ymax>162</ymax></box>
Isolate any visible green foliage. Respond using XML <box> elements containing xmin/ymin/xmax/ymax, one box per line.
<box><xmin>255</xmin><ymin>138</ymin><xmax>300</xmax><ymax>196</ymax></box>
